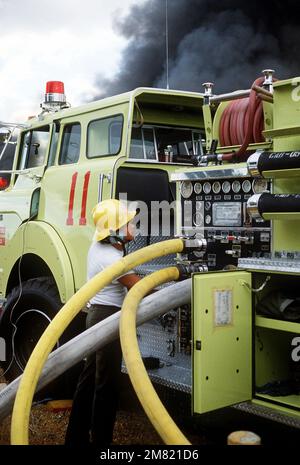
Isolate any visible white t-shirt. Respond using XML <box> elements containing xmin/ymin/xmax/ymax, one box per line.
<box><xmin>87</xmin><ymin>241</ymin><xmax>134</xmax><ymax>307</ymax></box>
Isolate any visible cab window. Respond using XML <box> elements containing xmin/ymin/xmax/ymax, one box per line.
<box><xmin>87</xmin><ymin>115</ymin><xmax>123</xmax><ymax>158</ymax></box>
<box><xmin>129</xmin><ymin>127</ymin><xmax>156</xmax><ymax>160</ymax></box>
<box><xmin>18</xmin><ymin>126</ymin><xmax>50</xmax><ymax>169</ymax></box>
<box><xmin>59</xmin><ymin>123</ymin><xmax>81</xmax><ymax>165</ymax></box>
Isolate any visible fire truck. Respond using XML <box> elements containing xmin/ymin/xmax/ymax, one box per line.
<box><xmin>0</xmin><ymin>81</ymin><xmax>204</xmax><ymax>384</ymax></box>
<box><xmin>1</xmin><ymin>71</ymin><xmax>300</xmax><ymax>430</ymax></box>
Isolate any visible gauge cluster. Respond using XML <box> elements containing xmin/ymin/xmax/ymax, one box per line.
<box><xmin>180</xmin><ymin>178</ymin><xmax>270</xmax><ymax>200</ymax></box>
<box><xmin>180</xmin><ymin>177</ymin><xmax>272</xmax><ymax>270</ymax></box>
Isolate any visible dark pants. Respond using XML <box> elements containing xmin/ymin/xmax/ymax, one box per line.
<box><xmin>65</xmin><ymin>304</ymin><xmax>122</xmax><ymax>447</ymax></box>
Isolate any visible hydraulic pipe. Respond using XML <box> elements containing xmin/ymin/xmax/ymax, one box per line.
<box><xmin>10</xmin><ymin>239</ymin><xmax>186</xmax><ymax>444</ymax></box>
<box><xmin>0</xmin><ymin>279</ymin><xmax>191</xmax><ymax>422</ymax></box>
<box><xmin>252</xmin><ymin>85</ymin><xmax>273</xmax><ymax>99</ymax></box>
<box><xmin>120</xmin><ymin>267</ymin><xmax>190</xmax><ymax>445</ymax></box>
<box><xmin>210</xmin><ymin>89</ymin><xmax>251</xmax><ymax>103</ymax></box>
<box><xmin>257</xmin><ymin>94</ymin><xmax>273</xmax><ymax>104</ymax></box>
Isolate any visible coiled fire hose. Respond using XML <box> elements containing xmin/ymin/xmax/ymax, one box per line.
<box><xmin>219</xmin><ymin>77</ymin><xmax>265</xmax><ymax>161</ymax></box>
<box><xmin>120</xmin><ymin>267</ymin><xmax>190</xmax><ymax>445</ymax></box>
<box><xmin>10</xmin><ymin>239</ymin><xmax>186</xmax><ymax>445</ymax></box>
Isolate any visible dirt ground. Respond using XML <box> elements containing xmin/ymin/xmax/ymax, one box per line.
<box><xmin>0</xmin><ymin>405</ymin><xmax>165</xmax><ymax>445</ymax></box>
<box><xmin>0</xmin><ymin>369</ymin><xmax>206</xmax><ymax>446</ymax></box>
<box><xmin>2</xmin><ymin>369</ymin><xmax>298</xmax><ymax>446</ymax></box>
<box><xmin>0</xmin><ymin>402</ymin><xmax>206</xmax><ymax>446</ymax></box>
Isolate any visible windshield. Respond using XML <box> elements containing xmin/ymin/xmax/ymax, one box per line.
<box><xmin>129</xmin><ymin>125</ymin><xmax>203</xmax><ymax>163</ymax></box>
<box><xmin>0</xmin><ymin>129</ymin><xmax>19</xmax><ymax>188</ymax></box>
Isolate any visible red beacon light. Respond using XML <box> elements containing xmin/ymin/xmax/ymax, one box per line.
<box><xmin>42</xmin><ymin>80</ymin><xmax>69</xmax><ymax>111</ymax></box>
<box><xmin>0</xmin><ymin>176</ymin><xmax>8</xmax><ymax>190</ymax></box>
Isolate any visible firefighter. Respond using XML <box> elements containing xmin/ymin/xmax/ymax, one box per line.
<box><xmin>65</xmin><ymin>199</ymin><xmax>141</xmax><ymax>446</ymax></box>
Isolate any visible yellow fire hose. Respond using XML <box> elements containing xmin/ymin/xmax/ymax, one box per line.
<box><xmin>11</xmin><ymin>239</ymin><xmax>184</xmax><ymax>445</ymax></box>
<box><xmin>120</xmin><ymin>267</ymin><xmax>191</xmax><ymax>445</ymax></box>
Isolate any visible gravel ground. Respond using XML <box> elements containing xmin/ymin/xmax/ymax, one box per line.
<box><xmin>0</xmin><ymin>405</ymin><xmax>165</xmax><ymax>446</ymax></box>
<box><xmin>0</xmin><ymin>403</ymin><xmax>206</xmax><ymax>446</ymax></box>
<box><xmin>0</xmin><ymin>369</ymin><xmax>206</xmax><ymax>446</ymax></box>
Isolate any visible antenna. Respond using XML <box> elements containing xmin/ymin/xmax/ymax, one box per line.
<box><xmin>165</xmin><ymin>0</ymin><xmax>169</xmax><ymax>89</ymax></box>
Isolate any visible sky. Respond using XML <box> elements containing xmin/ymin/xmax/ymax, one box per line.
<box><xmin>0</xmin><ymin>0</ymin><xmax>142</xmax><ymax>122</ymax></box>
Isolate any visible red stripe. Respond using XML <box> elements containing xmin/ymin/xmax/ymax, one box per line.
<box><xmin>66</xmin><ymin>172</ymin><xmax>78</xmax><ymax>225</ymax></box>
<box><xmin>79</xmin><ymin>171</ymin><xmax>91</xmax><ymax>225</ymax></box>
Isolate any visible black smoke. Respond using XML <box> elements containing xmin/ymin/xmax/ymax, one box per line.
<box><xmin>95</xmin><ymin>0</ymin><xmax>300</xmax><ymax>97</ymax></box>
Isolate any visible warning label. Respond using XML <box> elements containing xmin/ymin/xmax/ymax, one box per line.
<box><xmin>213</xmin><ymin>289</ymin><xmax>233</xmax><ymax>326</ymax></box>
<box><xmin>0</xmin><ymin>227</ymin><xmax>6</xmax><ymax>246</ymax></box>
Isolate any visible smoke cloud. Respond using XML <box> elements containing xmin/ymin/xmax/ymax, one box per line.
<box><xmin>96</xmin><ymin>0</ymin><xmax>300</xmax><ymax>97</ymax></box>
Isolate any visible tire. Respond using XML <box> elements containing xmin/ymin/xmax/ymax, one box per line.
<box><xmin>0</xmin><ymin>277</ymin><xmax>85</xmax><ymax>398</ymax></box>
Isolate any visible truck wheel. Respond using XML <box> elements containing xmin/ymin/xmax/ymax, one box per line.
<box><xmin>0</xmin><ymin>277</ymin><xmax>85</xmax><ymax>398</ymax></box>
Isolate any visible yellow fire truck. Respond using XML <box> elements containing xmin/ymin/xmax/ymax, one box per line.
<box><xmin>0</xmin><ymin>81</ymin><xmax>204</xmax><ymax>384</ymax></box>
<box><xmin>2</xmin><ymin>71</ymin><xmax>300</xmax><ymax>433</ymax></box>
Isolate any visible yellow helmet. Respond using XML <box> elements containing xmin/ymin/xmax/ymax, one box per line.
<box><xmin>92</xmin><ymin>199</ymin><xmax>136</xmax><ymax>242</ymax></box>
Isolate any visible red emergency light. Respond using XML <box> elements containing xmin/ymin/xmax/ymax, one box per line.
<box><xmin>44</xmin><ymin>81</ymin><xmax>67</xmax><ymax>107</ymax></box>
<box><xmin>0</xmin><ymin>177</ymin><xmax>8</xmax><ymax>190</ymax></box>
<box><xmin>46</xmin><ymin>81</ymin><xmax>65</xmax><ymax>95</ymax></box>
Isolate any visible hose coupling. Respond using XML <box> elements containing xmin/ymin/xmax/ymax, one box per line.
<box><xmin>177</xmin><ymin>262</ymin><xmax>208</xmax><ymax>280</ymax></box>
<box><xmin>182</xmin><ymin>237</ymin><xmax>207</xmax><ymax>254</ymax></box>
<box><xmin>199</xmin><ymin>153</ymin><xmax>223</xmax><ymax>165</ymax></box>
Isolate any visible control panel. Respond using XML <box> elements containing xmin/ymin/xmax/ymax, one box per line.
<box><xmin>179</xmin><ymin>177</ymin><xmax>271</xmax><ymax>270</ymax></box>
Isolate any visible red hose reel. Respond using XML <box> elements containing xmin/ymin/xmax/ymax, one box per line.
<box><xmin>219</xmin><ymin>77</ymin><xmax>266</xmax><ymax>161</ymax></box>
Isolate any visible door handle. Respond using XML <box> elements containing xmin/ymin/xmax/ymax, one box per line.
<box><xmin>98</xmin><ymin>173</ymin><xmax>112</xmax><ymax>202</ymax></box>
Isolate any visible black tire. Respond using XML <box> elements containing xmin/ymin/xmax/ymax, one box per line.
<box><xmin>0</xmin><ymin>277</ymin><xmax>85</xmax><ymax>398</ymax></box>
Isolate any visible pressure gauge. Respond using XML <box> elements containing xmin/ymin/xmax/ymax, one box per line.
<box><xmin>232</xmin><ymin>180</ymin><xmax>241</xmax><ymax>193</ymax></box>
<box><xmin>193</xmin><ymin>212</ymin><xmax>203</xmax><ymax>227</ymax></box>
<box><xmin>203</xmin><ymin>182</ymin><xmax>211</xmax><ymax>194</ymax></box>
<box><xmin>205</xmin><ymin>215</ymin><xmax>212</xmax><ymax>225</ymax></box>
<box><xmin>212</xmin><ymin>181</ymin><xmax>221</xmax><ymax>194</ymax></box>
<box><xmin>222</xmin><ymin>181</ymin><xmax>231</xmax><ymax>194</ymax></box>
<box><xmin>252</xmin><ymin>179</ymin><xmax>269</xmax><ymax>194</ymax></box>
<box><xmin>180</xmin><ymin>181</ymin><xmax>193</xmax><ymax>199</ymax></box>
<box><xmin>194</xmin><ymin>182</ymin><xmax>202</xmax><ymax>194</ymax></box>
<box><xmin>242</xmin><ymin>179</ymin><xmax>252</xmax><ymax>193</ymax></box>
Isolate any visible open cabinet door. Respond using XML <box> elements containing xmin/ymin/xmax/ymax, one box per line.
<box><xmin>193</xmin><ymin>271</ymin><xmax>252</xmax><ymax>414</ymax></box>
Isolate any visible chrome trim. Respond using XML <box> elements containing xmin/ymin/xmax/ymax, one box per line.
<box><xmin>171</xmin><ymin>167</ymin><xmax>248</xmax><ymax>182</ymax></box>
<box><xmin>210</xmin><ymin>89</ymin><xmax>251</xmax><ymax>103</ymax></box>
<box><xmin>183</xmin><ymin>237</ymin><xmax>207</xmax><ymax>253</ymax></box>
<box><xmin>98</xmin><ymin>173</ymin><xmax>104</xmax><ymax>202</ymax></box>
<box><xmin>233</xmin><ymin>401</ymin><xmax>300</xmax><ymax>429</ymax></box>
<box><xmin>247</xmin><ymin>150</ymin><xmax>263</xmax><ymax>177</ymax></box>
<box><xmin>44</xmin><ymin>92</ymin><xmax>66</xmax><ymax>104</ymax></box>
<box><xmin>238</xmin><ymin>257</ymin><xmax>300</xmax><ymax>274</ymax></box>
<box><xmin>262</xmin><ymin>69</ymin><xmax>275</xmax><ymax>92</ymax></box>
<box><xmin>202</xmin><ymin>82</ymin><xmax>214</xmax><ymax>96</ymax></box>
<box><xmin>247</xmin><ymin>194</ymin><xmax>262</xmax><ymax>219</ymax></box>
<box><xmin>0</xmin><ymin>121</ymin><xmax>28</xmax><ymax>129</ymax></box>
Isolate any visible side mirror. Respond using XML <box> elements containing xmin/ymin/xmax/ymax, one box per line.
<box><xmin>0</xmin><ymin>128</ymin><xmax>12</xmax><ymax>144</ymax></box>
